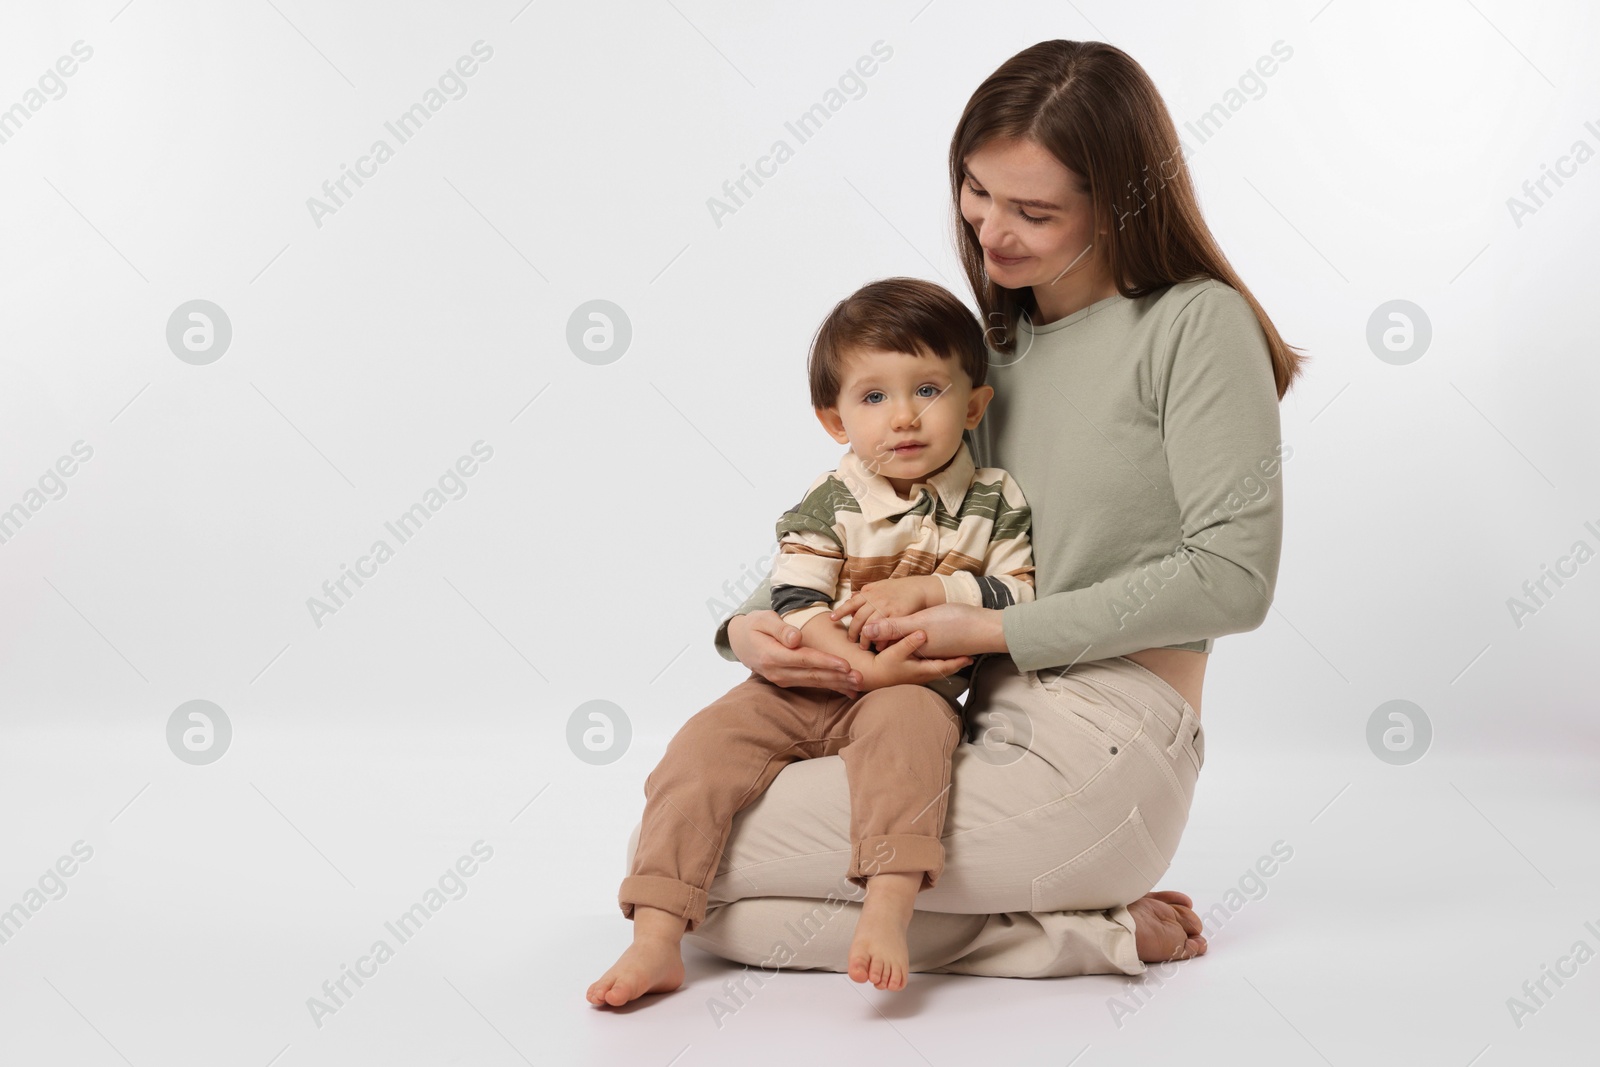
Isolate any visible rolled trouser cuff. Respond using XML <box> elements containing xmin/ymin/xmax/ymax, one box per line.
<box><xmin>619</xmin><ymin>875</ymin><xmax>708</xmax><ymax>931</ymax></box>
<box><xmin>847</xmin><ymin>833</ymin><xmax>945</xmax><ymax>890</ymax></box>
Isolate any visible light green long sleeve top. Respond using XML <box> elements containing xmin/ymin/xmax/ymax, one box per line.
<box><xmin>713</xmin><ymin>277</ymin><xmax>1285</xmax><ymax>673</ymax></box>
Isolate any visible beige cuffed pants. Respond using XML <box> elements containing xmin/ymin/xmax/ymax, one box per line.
<box><xmin>619</xmin><ymin>673</ymin><xmax>964</xmax><ymax>931</ymax></box>
<box><xmin>624</xmin><ymin>652</ymin><xmax>1206</xmax><ymax>978</ymax></box>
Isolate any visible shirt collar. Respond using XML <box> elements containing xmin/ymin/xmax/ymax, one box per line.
<box><xmin>838</xmin><ymin>439</ymin><xmax>975</xmax><ymax>523</ymax></box>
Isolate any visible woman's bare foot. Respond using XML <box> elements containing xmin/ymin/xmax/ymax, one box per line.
<box><xmin>1128</xmin><ymin>890</ymin><xmax>1207</xmax><ymax>963</ymax></box>
<box><xmin>847</xmin><ymin>871</ymin><xmax>922</xmax><ymax>991</ymax></box>
<box><xmin>587</xmin><ymin>906</ymin><xmax>688</xmax><ymax>1007</ymax></box>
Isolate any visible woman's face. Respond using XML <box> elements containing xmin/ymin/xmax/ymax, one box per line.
<box><xmin>958</xmin><ymin>136</ymin><xmax>1104</xmax><ymax>290</ymax></box>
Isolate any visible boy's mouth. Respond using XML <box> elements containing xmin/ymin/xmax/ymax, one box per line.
<box><xmin>890</xmin><ymin>443</ymin><xmax>926</xmax><ymax>456</ymax></box>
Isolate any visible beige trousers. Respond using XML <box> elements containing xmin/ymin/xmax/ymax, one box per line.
<box><xmin>619</xmin><ymin>673</ymin><xmax>964</xmax><ymax>931</ymax></box>
<box><xmin>624</xmin><ymin>652</ymin><xmax>1206</xmax><ymax>978</ymax></box>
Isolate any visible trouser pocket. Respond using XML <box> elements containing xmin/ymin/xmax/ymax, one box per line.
<box><xmin>1026</xmin><ymin>668</ymin><xmax>1140</xmax><ymax>747</ymax></box>
<box><xmin>1164</xmin><ymin>705</ymin><xmax>1203</xmax><ymax>776</ymax></box>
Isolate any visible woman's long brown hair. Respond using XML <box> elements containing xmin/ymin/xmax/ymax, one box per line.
<box><xmin>949</xmin><ymin>39</ymin><xmax>1306</xmax><ymax>399</ymax></box>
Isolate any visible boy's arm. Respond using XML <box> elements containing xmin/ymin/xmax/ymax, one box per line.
<box><xmin>771</xmin><ymin>528</ymin><xmax>890</xmax><ymax>689</ymax></box>
<box><xmin>768</xmin><ymin>470</ymin><xmax>849</xmax><ymax>634</ymax></box>
<box><xmin>935</xmin><ymin>471</ymin><xmax>1037</xmax><ymax>609</ymax></box>
<box><xmin>795</xmin><ymin>612</ymin><xmax>883</xmax><ymax>687</ymax></box>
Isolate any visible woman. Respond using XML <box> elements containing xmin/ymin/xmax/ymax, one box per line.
<box><xmin>632</xmin><ymin>38</ymin><xmax>1303</xmax><ymax>987</ymax></box>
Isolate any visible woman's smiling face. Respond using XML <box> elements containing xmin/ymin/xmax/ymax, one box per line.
<box><xmin>959</xmin><ymin>136</ymin><xmax>1105</xmax><ymax>290</ymax></box>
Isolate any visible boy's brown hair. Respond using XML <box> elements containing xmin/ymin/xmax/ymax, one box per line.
<box><xmin>808</xmin><ymin>277</ymin><xmax>988</xmax><ymax>411</ymax></box>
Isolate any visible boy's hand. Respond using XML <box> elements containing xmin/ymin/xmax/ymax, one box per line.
<box><xmin>829</xmin><ymin>576</ymin><xmax>944</xmax><ymax>647</ymax></box>
<box><xmin>856</xmin><ymin>630</ymin><xmax>972</xmax><ymax>691</ymax></box>
<box><xmin>796</xmin><ymin>610</ymin><xmax>969</xmax><ymax>693</ymax></box>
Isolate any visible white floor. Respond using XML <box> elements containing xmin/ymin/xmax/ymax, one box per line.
<box><xmin>3</xmin><ymin>723</ymin><xmax>1595</xmax><ymax>1066</ymax></box>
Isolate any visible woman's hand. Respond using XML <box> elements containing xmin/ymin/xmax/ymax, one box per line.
<box><xmin>829</xmin><ymin>576</ymin><xmax>940</xmax><ymax>645</ymax></box>
<box><xmin>728</xmin><ymin>610</ymin><xmax>865</xmax><ymax>697</ymax></box>
<box><xmin>860</xmin><ymin>603</ymin><xmax>1003</xmax><ymax>660</ymax></box>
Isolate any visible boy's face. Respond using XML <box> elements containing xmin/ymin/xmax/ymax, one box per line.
<box><xmin>816</xmin><ymin>344</ymin><xmax>994</xmax><ymax>497</ymax></box>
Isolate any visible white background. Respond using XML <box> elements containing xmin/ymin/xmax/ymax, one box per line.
<box><xmin>1</xmin><ymin>0</ymin><xmax>1596</xmax><ymax>1064</ymax></box>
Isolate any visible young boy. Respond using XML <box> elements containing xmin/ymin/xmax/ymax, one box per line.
<box><xmin>587</xmin><ymin>277</ymin><xmax>1035</xmax><ymax>1007</ymax></box>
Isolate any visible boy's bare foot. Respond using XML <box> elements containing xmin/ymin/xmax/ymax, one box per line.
<box><xmin>847</xmin><ymin>870</ymin><xmax>923</xmax><ymax>991</ymax></box>
<box><xmin>1128</xmin><ymin>890</ymin><xmax>1207</xmax><ymax>963</ymax></box>
<box><xmin>587</xmin><ymin>906</ymin><xmax>688</xmax><ymax>1008</ymax></box>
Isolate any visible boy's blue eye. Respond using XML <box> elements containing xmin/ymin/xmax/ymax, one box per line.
<box><xmin>864</xmin><ymin>385</ymin><xmax>943</xmax><ymax>403</ymax></box>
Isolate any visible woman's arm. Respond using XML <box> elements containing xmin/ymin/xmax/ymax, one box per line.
<box><xmin>865</xmin><ymin>286</ymin><xmax>1283</xmax><ymax>669</ymax></box>
<box><xmin>998</xmin><ymin>284</ymin><xmax>1285</xmax><ymax>673</ymax></box>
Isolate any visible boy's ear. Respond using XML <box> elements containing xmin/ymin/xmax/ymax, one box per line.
<box><xmin>815</xmin><ymin>406</ymin><xmax>849</xmax><ymax>444</ymax></box>
<box><xmin>965</xmin><ymin>385</ymin><xmax>995</xmax><ymax>428</ymax></box>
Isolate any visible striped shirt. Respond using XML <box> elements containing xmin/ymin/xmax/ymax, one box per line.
<box><xmin>769</xmin><ymin>439</ymin><xmax>1035</xmax><ymax>701</ymax></box>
